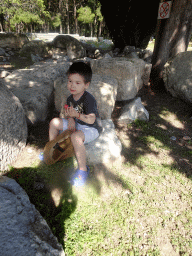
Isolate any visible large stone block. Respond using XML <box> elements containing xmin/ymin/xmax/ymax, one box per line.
<box><xmin>90</xmin><ymin>57</ymin><xmax>147</xmax><ymax>101</ymax></box>
<box><xmin>52</xmin><ymin>35</ymin><xmax>86</xmax><ymax>60</ymax></box>
<box><xmin>0</xmin><ymin>82</ymin><xmax>27</xmax><ymax>172</ymax></box>
<box><xmin>85</xmin><ymin>119</ymin><xmax>122</xmax><ymax>165</ymax></box>
<box><xmin>0</xmin><ymin>33</ymin><xmax>29</xmax><ymax>49</ymax></box>
<box><xmin>163</xmin><ymin>51</ymin><xmax>192</xmax><ymax>104</ymax></box>
<box><xmin>3</xmin><ymin>61</ymin><xmax>70</xmax><ymax>125</ymax></box>
<box><xmin>0</xmin><ymin>176</ymin><xmax>65</xmax><ymax>256</ymax></box>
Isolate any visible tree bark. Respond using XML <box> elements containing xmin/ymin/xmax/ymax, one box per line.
<box><xmin>150</xmin><ymin>0</ymin><xmax>192</xmax><ymax>90</ymax></box>
<box><xmin>74</xmin><ymin>0</ymin><xmax>78</xmax><ymax>34</ymax></box>
<box><xmin>66</xmin><ymin>0</ymin><xmax>70</xmax><ymax>34</ymax></box>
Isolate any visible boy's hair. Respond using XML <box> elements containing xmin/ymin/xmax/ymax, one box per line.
<box><xmin>66</xmin><ymin>61</ymin><xmax>92</xmax><ymax>84</ymax></box>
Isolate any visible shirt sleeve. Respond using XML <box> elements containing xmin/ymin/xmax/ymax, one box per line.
<box><xmin>83</xmin><ymin>93</ymin><xmax>98</xmax><ymax>115</ymax></box>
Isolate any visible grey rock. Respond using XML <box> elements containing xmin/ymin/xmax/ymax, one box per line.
<box><xmin>139</xmin><ymin>49</ymin><xmax>153</xmax><ymax>63</ymax></box>
<box><xmin>19</xmin><ymin>40</ymin><xmax>49</xmax><ymax>59</ymax></box>
<box><xmin>0</xmin><ymin>82</ymin><xmax>27</xmax><ymax>172</ymax></box>
<box><xmin>91</xmin><ymin>57</ymin><xmax>146</xmax><ymax>101</ymax></box>
<box><xmin>52</xmin><ymin>35</ymin><xmax>86</xmax><ymax>60</ymax></box>
<box><xmin>104</xmin><ymin>53</ymin><xmax>112</xmax><ymax>59</ymax></box>
<box><xmin>31</xmin><ymin>53</ymin><xmax>43</xmax><ymax>63</ymax></box>
<box><xmin>125</xmin><ymin>52</ymin><xmax>139</xmax><ymax>59</ymax></box>
<box><xmin>0</xmin><ymin>70</ymin><xmax>11</xmax><ymax>78</ymax></box>
<box><xmin>163</xmin><ymin>51</ymin><xmax>192</xmax><ymax>104</ymax></box>
<box><xmin>141</xmin><ymin>63</ymin><xmax>152</xmax><ymax>86</ymax></box>
<box><xmin>0</xmin><ymin>47</ymin><xmax>6</xmax><ymax>55</ymax></box>
<box><xmin>0</xmin><ymin>176</ymin><xmax>65</xmax><ymax>256</ymax></box>
<box><xmin>3</xmin><ymin>61</ymin><xmax>70</xmax><ymax>125</ymax></box>
<box><xmin>85</xmin><ymin>119</ymin><xmax>122</xmax><ymax>164</ymax></box>
<box><xmin>118</xmin><ymin>97</ymin><xmax>149</xmax><ymax>122</ymax></box>
<box><xmin>0</xmin><ymin>33</ymin><xmax>29</xmax><ymax>49</ymax></box>
<box><xmin>123</xmin><ymin>46</ymin><xmax>136</xmax><ymax>55</ymax></box>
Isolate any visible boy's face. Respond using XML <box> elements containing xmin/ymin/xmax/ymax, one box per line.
<box><xmin>67</xmin><ymin>73</ymin><xmax>89</xmax><ymax>99</ymax></box>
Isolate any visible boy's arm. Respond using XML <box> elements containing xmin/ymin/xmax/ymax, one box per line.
<box><xmin>78</xmin><ymin>113</ymin><xmax>96</xmax><ymax>125</ymax></box>
<box><xmin>65</xmin><ymin>107</ymin><xmax>96</xmax><ymax>124</ymax></box>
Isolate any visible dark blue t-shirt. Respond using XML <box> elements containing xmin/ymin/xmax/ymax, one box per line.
<box><xmin>67</xmin><ymin>91</ymin><xmax>102</xmax><ymax>134</ymax></box>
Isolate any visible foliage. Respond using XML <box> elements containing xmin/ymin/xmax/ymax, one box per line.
<box><xmin>0</xmin><ymin>0</ymin><xmax>106</xmax><ymax>36</ymax></box>
<box><xmin>77</xmin><ymin>6</ymin><xmax>95</xmax><ymax>24</ymax></box>
<box><xmin>51</xmin><ymin>13</ymin><xmax>61</xmax><ymax>28</ymax></box>
<box><xmin>1</xmin><ymin>0</ymin><xmax>50</xmax><ymax>31</ymax></box>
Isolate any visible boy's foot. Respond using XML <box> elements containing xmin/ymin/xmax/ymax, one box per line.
<box><xmin>71</xmin><ymin>166</ymin><xmax>90</xmax><ymax>187</ymax></box>
<box><xmin>39</xmin><ymin>152</ymin><xmax>44</xmax><ymax>161</ymax></box>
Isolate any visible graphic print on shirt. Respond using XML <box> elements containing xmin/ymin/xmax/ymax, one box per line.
<box><xmin>69</xmin><ymin>102</ymin><xmax>84</xmax><ymax>114</ymax></box>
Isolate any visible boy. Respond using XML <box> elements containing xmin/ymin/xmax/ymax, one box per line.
<box><xmin>49</xmin><ymin>61</ymin><xmax>102</xmax><ymax>187</ymax></box>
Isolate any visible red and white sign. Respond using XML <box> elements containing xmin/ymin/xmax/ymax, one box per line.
<box><xmin>158</xmin><ymin>1</ymin><xmax>172</xmax><ymax>19</ymax></box>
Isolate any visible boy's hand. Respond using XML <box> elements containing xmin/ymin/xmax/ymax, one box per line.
<box><xmin>64</xmin><ymin>106</ymin><xmax>79</xmax><ymax>118</ymax></box>
<box><xmin>67</xmin><ymin>117</ymin><xmax>76</xmax><ymax>132</ymax></box>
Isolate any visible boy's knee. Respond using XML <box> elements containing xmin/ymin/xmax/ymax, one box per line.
<box><xmin>71</xmin><ymin>131</ymin><xmax>85</xmax><ymax>144</ymax></box>
<box><xmin>50</xmin><ymin>118</ymin><xmax>61</xmax><ymax>129</ymax></box>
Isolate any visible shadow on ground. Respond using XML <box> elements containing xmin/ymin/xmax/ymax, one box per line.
<box><xmin>112</xmin><ymin>85</ymin><xmax>192</xmax><ymax>179</ymax></box>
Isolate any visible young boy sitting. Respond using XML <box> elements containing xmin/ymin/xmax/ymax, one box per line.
<box><xmin>49</xmin><ymin>61</ymin><xmax>102</xmax><ymax>187</ymax></box>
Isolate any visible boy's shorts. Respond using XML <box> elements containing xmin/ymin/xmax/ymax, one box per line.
<box><xmin>62</xmin><ymin>118</ymin><xmax>99</xmax><ymax>144</ymax></box>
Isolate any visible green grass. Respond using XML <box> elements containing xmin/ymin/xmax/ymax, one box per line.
<box><xmin>4</xmin><ymin>103</ymin><xmax>192</xmax><ymax>255</ymax></box>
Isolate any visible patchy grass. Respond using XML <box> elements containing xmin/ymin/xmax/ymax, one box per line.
<box><xmin>4</xmin><ymin>87</ymin><xmax>192</xmax><ymax>255</ymax></box>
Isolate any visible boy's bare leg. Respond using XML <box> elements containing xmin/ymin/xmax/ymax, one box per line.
<box><xmin>49</xmin><ymin>118</ymin><xmax>63</xmax><ymax>141</ymax></box>
<box><xmin>71</xmin><ymin>131</ymin><xmax>87</xmax><ymax>172</ymax></box>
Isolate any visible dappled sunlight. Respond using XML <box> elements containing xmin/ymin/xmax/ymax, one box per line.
<box><xmin>51</xmin><ymin>187</ymin><xmax>64</xmax><ymax>207</ymax></box>
<box><xmin>159</xmin><ymin>112</ymin><xmax>185</xmax><ymax>130</ymax></box>
<box><xmin>114</xmin><ymin>85</ymin><xmax>192</xmax><ymax>181</ymax></box>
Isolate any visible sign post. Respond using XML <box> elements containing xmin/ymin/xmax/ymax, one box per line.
<box><xmin>158</xmin><ymin>1</ymin><xmax>172</xmax><ymax>19</ymax></box>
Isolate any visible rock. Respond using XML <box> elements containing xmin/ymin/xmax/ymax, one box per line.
<box><xmin>31</xmin><ymin>53</ymin><xmax>44</xmax><ymax>63</ymax></box>
<box><xmin>118</xmin><ymin>97</ymin><xmax>149</xmax><ymax>122</ymax></box>
<box><xmin>163</xmin><ymin>51</ymin><xmax>192</xmax><ymax>104</ymax></box>
<box><xmin>3</xmin><ymin>61</ymin><xmax>70</xmax><ymax>125</ymax></box>
<box><xmin>19</xmin><ymin>40</ymin><xmax>49</xmax><ymax>60</ymax></box>
<box><xmin>54</xmin><ymin>74</ymin><xmax>118</xmax><ymax>120</ymax></box>
<box><xmin>123</xmin><ymin>46</ymin><xmax>136</xmax><ymax>55</ymax></box>
<box><xmin>0</xmin><ymin>70</ymin><xmax>10</xmax><ymax>78</ymax></box>
<box><xmin>139</xmin><ymin>49</ymin><xmax>153</xmax><ymax>63</ymax></box>
<box><xmin>0</xmin><ymin>82</ymin><xmax>27</xmax><ymax>172</ymax></box>
<box><xmin>50</xmin><ymin>48</ymin><xmax>68</xmax><ymax>61</ymax></box>
<box><xmin>141</xmin><ymin>63</ymin><xmax>152</xmax><ymax>86</ymax></box>
<box><xmin>125</xmin><ymin>52</ymin><xmax>139</xmax><ymax>59</ymax></box>
<box><xmin>94</xmin><ymin>49</ymin><xmax>102</xmax><ymax>59</ymax></box>
<box><xmin>85</xmin><ymin>119</ymin><xmax>122</xmax><ymax>164</ymax></box>
<box><xmin>0</xmin><ymin>176</ymin><xmax>65</xmax><ymax>256</ymax></box>
<box><xmin>52</xmin><ymin>35</ymin><xmax>86</xmax><ymax>60</ymax></box>
<box><xmin>104</xmin><ymin>53</ymin><xmax>112</xmax><ymax>59</ymax></box>
<box><xmin>89</xmin><ymin>75</ymin><xmax>118</xmax><ymax>119</ymax></box>
<box><xmin>54</xmin><ymin>76</ymin><xmax>70</xmax><ymax>115</ymax></box>
<box><xmin>0</xmin><ymin>33</ymin><xmax>29</xmax><ymax>49</ymax></box>
<box><xmin>0</xmin><ymin>47</ymin><xmax>6</xmax><ymax>55</ymax></box>
<box><xmin>91</xmin><ymin>57</ymin><xmax>146</xmax><ymax>101</ymax></box>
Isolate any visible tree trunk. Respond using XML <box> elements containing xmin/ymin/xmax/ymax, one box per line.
<box><xmin>150</xmin><ymin>0</ymin><xmax>192</xmax><ymax>90</ymax></box>
<box><xmin>98</xmin><ymin>21</ymin><xmax>102</xmax><ymax>37</ymax></box>
<box><xmin>90</xmin><ymin>23</ymin><xmax>93</xmax><ymax>37</ymax></box>
<box><xmin>66</xmin><ymin>0</ymin><xmax>70</xmax><ymax>34</ymax></box>
<box><xmin>100</xmin><ymin>0</ymin><xmax>160</xmax><ymax>50</ymax></box>
<box><xmin>74</xmin><ymin>0</ymin><xmax>78</xmax><ymax>34</ymax></box>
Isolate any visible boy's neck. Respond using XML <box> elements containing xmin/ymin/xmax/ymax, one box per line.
<box><xmin>73</xmin><ymin>91</ymin><xmax>85</xmax><ymax>101</ymax></box>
